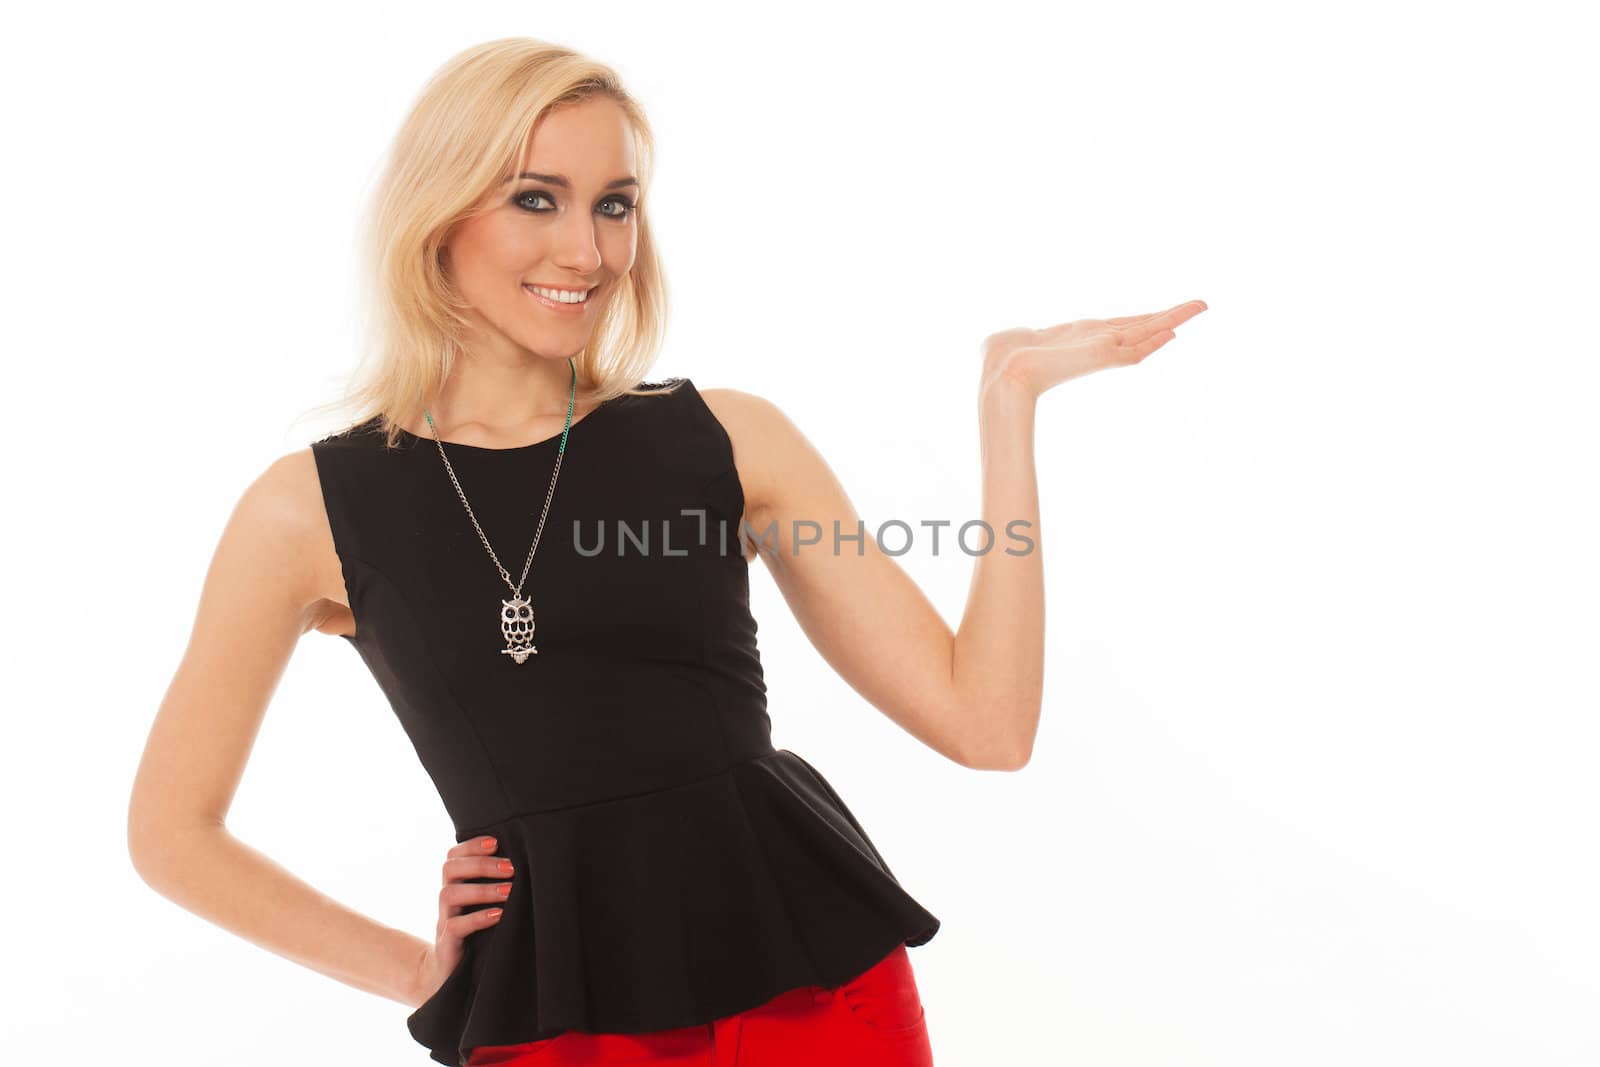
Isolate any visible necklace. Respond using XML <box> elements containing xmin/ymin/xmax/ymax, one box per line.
<box><xmin>421</xmin><ymin>359</ymin><xmax>577</xmax><ymax>664</ymax></box>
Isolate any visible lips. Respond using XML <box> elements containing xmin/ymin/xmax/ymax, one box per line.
<box><xmin>525</xmin><ymin>281</ymin><xmax>595</xmax><ymax>294</ymax></box>
<box><xmin>523</xmin><ymin>283</ymin><xmax>595</xmax><ymax>311</ymax></box>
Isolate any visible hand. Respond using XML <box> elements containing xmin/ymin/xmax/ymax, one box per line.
<box><xmin>411</xmin><ymin>834</ymin><xmax>513</xmax><ymax>1006</ymax></box>
<box><xmin>980</xmin><ymin>299</ymin><xmax>1208</xmax><ymax>401</ymax></box>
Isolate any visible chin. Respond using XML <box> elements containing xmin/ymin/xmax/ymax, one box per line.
<box><xmin>519</xmin><ymin>336</ymin><xmax>592</xmax><ymax>361</ymax></box>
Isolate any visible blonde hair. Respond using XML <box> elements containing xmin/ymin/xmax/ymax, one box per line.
<box><xmin>299</xmin><ymin>37</ymin><xmax>672</xmax><ymax>448</ymax></box>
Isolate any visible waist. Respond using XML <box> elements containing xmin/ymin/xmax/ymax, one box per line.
<box><xmin>422</xmin><ymin>667</ymin><xmax>773</xmax><ymax>831</ymax></box>
<box><xmin>451</xmin><ymin>739</ymin><xmax>780</xmax><ymax>838</ymax></box>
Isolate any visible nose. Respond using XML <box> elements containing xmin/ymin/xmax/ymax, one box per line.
<box><xmin>550</xmin><ymin>209</ymin><xmax>602</xmax><ymax>276</ymax></box>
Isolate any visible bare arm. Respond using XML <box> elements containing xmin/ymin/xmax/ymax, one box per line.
<box><xmin>956</xmin><ymin>299</ymin><xmax>1207</xmax><ymax>762</ymax></box>
<box><xmin>952</xmin><ymin>381</ymin><xmax>1044</xmax><ymax>769</ymax></box>
<box><xmin>126</xmin><ymin>447</ymin><xmax>431</xmax><ymax>1008</ymax></box>
<box><xmin>703</xmin><ymin>388</ymin><xmax>1035</xmax><ymax>771</ymax></box>
<box><xmin>701</xmin><ymin>301</ymin><xmax>1205</xmax><ymax>773</ymax></box>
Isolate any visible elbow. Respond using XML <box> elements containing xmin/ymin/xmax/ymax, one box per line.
<box><xmin>956</xmin><ymin>727</ymin><xmax>1035</xmax><ymax>772</ymax></box>
<box><xmin>126</xmin><ymin>802</ymin><xmax>168</xmax><ymax>885</ymax></box>
<box><xmin>949</xmin><ymin>687</ymin><xmax>1040</xmax><ymax>771</ymax></box>
<box><xmin>127</xmin><ymin>761</ymin><xmax>216</xmax><ymax>885</ymax></box>
<box><xmin>127</xmin><ymin>803</ymin><xmax>217</xmax><ymax>889</ymax></box>
<box><xmin>989</xmin><ymin>741</ymin><xmax>1033</xmax><ymax>772</ymax></box>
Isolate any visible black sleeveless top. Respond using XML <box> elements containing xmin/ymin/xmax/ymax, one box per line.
<box><xmin>310</xmin><ymin>377</ymin><xmax>940</xmax><ymax>1067</ymax></box>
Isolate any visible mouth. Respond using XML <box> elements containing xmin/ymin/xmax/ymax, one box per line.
<box><xmin>523</xmin><ymin>282</ymin><xmax>598</xmax><ymax>312</ymax></box>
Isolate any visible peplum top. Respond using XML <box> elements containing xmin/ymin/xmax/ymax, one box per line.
<box><xmin>310</xmin><ymin>377</ymin><xmax>940</xmax><ymax>1066</ymax></box>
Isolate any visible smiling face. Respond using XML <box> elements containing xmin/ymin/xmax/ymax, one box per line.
<box><xmin>442</xmin><ymin>94</ymin><xmax>641</xmax><ymax>362</ymax></box>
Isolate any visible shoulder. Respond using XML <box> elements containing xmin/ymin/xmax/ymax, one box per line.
<box><xmin>223</xmin><ymin>448</ymin><xmax>347</xmax><ymax>617</ymax></box>
<box><xmin>242</xmin><ymin>447</ymin><xmax>326</xmax><ymax>536</ymax></box>
<box><xmin>691</xmin><ymin>385</ymin><xmax>820</xmax><ymax>529</ymax></box>
<box><xmin>693</xmin><ymin>385</ymin><xmax>784</xmax><ymax>439</ymax></box>
<box><xmin>235</xmin><ymin>448</ymin><xmax>337</xmax><ymax>571</ymax></box>
<box><xmin>185</xmin><ymin>444</ymin><xmax>348</xmax><ymax>630</ymax></box>
<box><xmin>694</xmin><ymin>384</ymin><xmax>818</xmax><ymax>466</ymax></box>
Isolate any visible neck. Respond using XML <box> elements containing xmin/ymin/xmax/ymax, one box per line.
<box><xmin>420</xmin><ymin>351</ymin><xmax>591</xmax><ymax>441</ymax></box>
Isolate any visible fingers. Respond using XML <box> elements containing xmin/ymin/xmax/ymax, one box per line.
<box><xmin>441</xmin><ymin>838</ymin><xmax>514</xmax><ymax>891</ymax></box>
<box><xmin>439</xmin><ymin>834</ymin><xmax>511</xmax><ymax>927</ymax></box>
<box><xmin>445</xmin><ymin>905</ymin><xmax>506</xmax><ymax>940</ymax></box>
<box><xmin>441</xmin><ymin>876</ymin><xmax>513</xmax><ymax>916</ymax></box>
<box><xmin>443</xmin><ymin>835</ymin><xmax>505</xmax><ymax>875</ymax></box>
<box><xmin>448</xmin><ymin>834</ymin><xmax>501</xmax><ymax>860</ymax></box>
<box><xmin>1114</xmin><ymin>300</ymin><xmax>1207</xmax><ymax>347</ymax></box>
<box><xmin>1105</xmin><ymin>299</ymin><xmax>1207</xmax><ymax>328</ymax></box>
<box><xmin>1120</xmin><ymin>329</ymin><xmax>1176</xmax><ymax>363</ymax></box>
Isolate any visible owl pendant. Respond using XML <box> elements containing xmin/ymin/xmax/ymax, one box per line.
<box><xmin>500</xmin><ymin>595</ymin><xmax>538</xmax><ymax>663</ymax></box>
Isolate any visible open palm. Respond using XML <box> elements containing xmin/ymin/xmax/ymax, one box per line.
<box><xmin>981</xmin><ymin>299</ymin><xmax>1208</xmax><ymax>397</ymax></box>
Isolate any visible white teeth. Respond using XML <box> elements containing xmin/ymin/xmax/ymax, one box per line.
<box><xmin>527</xmin><ymin>285</ymin><xmax>590</xmax><ymax>304</ymax></box>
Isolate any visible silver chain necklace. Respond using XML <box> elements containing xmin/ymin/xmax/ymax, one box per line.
<box><xmin>420</xmin><ymin>359</ymin><xmax>578</xmax><ymax>664</ymax></box>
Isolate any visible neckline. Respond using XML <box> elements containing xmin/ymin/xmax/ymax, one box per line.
<box><xmin>392</xmin><ymin>394</ymin><xmax>624</xmax><ymax>454</ymax></box>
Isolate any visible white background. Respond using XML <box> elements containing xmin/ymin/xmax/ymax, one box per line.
<box><xmin>3</xmin><ymin>2</ymin><xmax>1596</xmax><ymax>1064</ymax></box>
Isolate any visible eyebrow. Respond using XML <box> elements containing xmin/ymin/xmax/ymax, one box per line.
<box><xmin>507</xmin><ymin>171</ymin><xmax>640</xmax><ymax>190</ymax></box>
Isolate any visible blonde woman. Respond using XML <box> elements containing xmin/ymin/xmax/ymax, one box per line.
<box><xmin>127</xmin><ymin>37</ymin><xmax>1205</xmax><ymax>1067</ymax></box>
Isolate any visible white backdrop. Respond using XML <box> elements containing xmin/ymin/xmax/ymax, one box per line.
<box><xmin>4</xmin><ymin>2</ymin><xmax>1596</xmax><ymax>1064</ymax></box>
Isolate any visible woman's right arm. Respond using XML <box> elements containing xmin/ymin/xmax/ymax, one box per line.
<box><xmin>125</xmin><ymin>448</ymin><xmax>434</xmax><ymax>1006</ymax></box>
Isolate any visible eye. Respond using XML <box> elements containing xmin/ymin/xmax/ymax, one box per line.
<box><xmin>515</xmin><ymin>190</ymin><xmax>636</xmax><ymax>220</ymax></box>
<box><xmin>598</xmin><ymin>195</ymin><xmax>636</xmax><ymax>219</ymax></box>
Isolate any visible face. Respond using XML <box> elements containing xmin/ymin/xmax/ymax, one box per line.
<box><xmin>442</xmin><ymin>95</ymin><xmax>640</xmax><ymax>362</ymax></box>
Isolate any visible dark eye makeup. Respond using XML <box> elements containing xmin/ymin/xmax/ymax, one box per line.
<box><xmin>515</xmin><ymin>190</ymin><xmax>636</xmax><ymax>219</ymax></box>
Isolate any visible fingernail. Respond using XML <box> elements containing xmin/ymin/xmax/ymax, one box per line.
<box><xmin>481</xmin><ymin>838</ymin><xmax>497</xmax><ymax>850</ymax></box>
<box><xmin>498</xmin><ymin>860</ymin><xmax>514</xmax><ymax>874</ymax></box>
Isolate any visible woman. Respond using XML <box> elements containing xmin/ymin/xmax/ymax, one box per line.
<box><xmin>127</xmin><ymin>37</ymin><xmax>1204</xmax><ymax>1067</ymax></box>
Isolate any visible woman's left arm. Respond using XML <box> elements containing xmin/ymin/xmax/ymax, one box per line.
<box><xmin>703</xmin><ymin>298</ymin><xmax>1207</xmax><ymax>773</ymax></box>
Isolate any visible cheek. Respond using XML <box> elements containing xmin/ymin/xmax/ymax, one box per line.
<box><xmin>454</xmin><ymin>215</ymin><xmax>541</xmax><ymax>277</ymax></box>
<box><xmin>600</xmin><ymin>231</ymin><xmax>637</xmax><ymax>276</ymax></box>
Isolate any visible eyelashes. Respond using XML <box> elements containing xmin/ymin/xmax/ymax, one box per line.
<box><xmin>514</xmin><ymin>190</ymin><xmax>636</xmax><ymax>220</ymax></box>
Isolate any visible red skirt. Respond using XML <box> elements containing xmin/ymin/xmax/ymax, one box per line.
<box><xmin>465</xmin><ymin>943</ymin><xmax>933</xmax><ymax>1066</ymax></box>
